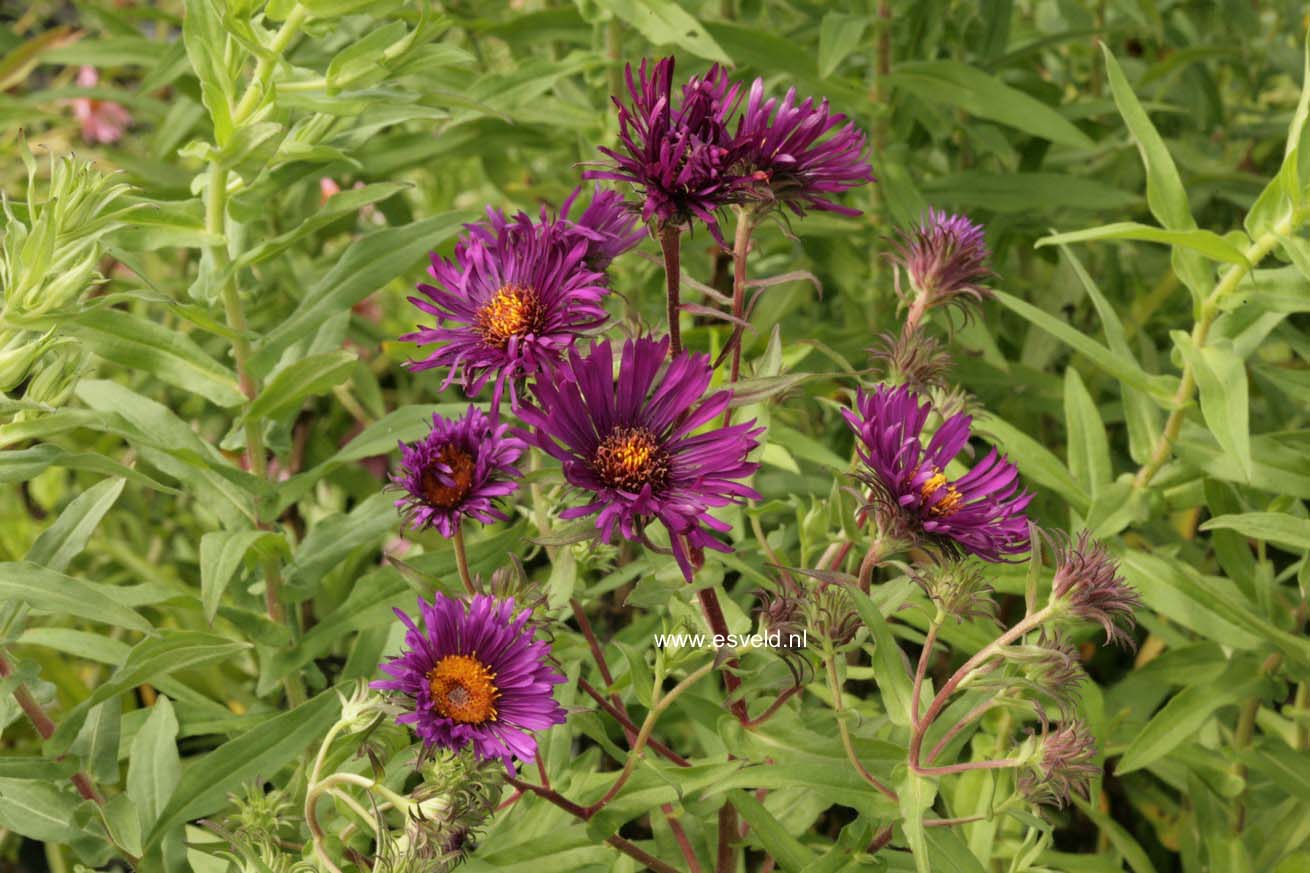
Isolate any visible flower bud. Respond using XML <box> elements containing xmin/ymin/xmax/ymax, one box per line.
<box><xmin>1047</xmin><ymin>532</ymin><xmax>1142</xmax><ymax>648</ymax></box>
<box><xmin>1016</xmin><ymin>721</ymin><xmax>1100</xmax><ymax>808</ymax></box>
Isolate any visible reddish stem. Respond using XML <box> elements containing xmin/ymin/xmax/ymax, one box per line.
<box><xmin>578</xmin><ymin>678</ymin><xmax>691</xmax><ymax>767</ymax></box>
<box><xmin>742</xmin><ymin>685</ymin><xmax>801</xmax><ymax>729</ymax></box>
<box><xmin>659</xmin><ymin>224</ymin><xmax>684</xmax><ymax>356</ymax></box>
<box><xmin>0</xmin><ymin>653</ymin><xmax>102</xmax><ymax>804</ymax></box>
<box><xmin>696</xmin><ymin>587</ymin><xmax>749</xmax><ymax>721</ymax></box>
<box><xmin>716</xmin><ymin>801</ymin><xmax>738</xmax><ymax>873</ymax></box>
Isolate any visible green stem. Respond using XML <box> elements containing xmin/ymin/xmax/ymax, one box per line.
<box><xmin>452</xmin><ymin>524</ymin><xmax>477</xmax><ymax>595</ymax></box>
<box><xmin>721</xmin><ymin>208</ymin><xmax>755</xmax><ymax>427</ymax></box>
<box><xmin>231</xmin><ymin>4</ymin><xmax>310</xmax><ymax>126</ymax></box>
<box><xmin>822</xmin><ymin>639</ymin><xmax>898</xmax><ymax>801</ymax></box>
<box><xmin>1133</xmin><ymin>210</ymin><xmax>1300</xmax><ymax>489</ymax></box>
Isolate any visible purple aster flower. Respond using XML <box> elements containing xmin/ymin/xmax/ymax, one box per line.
<box><xmin>1017</xmin><ymin>721</ymin><xmax>1099</xmax><ymax>808</ymax></box>
<box><xmin>392</xmin><ymin>406</ymin><xmax>525</xmax><ymax>538</ymax></box>
<box><xmin>1049</xmin><ymin>531</ymin><xmax>1142</xmax><ymax>648</ymax></box>
<box><xmin>403</xmin><ymin>214</ymin><xmax>609</xmax><ymax>408</ymax></box>
<box><xmin>475</xmin><ymin>186</ymin><xmax>643</xmax><ymax>275</ymax></box>
<box><xmin>893</xmin><ymin>209</ymin><xmax>994</xmax><ymax>320</ymax></box>
<box><xmin>517</xmin><ymin>335</ymin><xmax>763</xmax><ymax>581</ymax></box>
<box><xmin>842</xmin><ymin>384</ymin><xmax>1032</xmax><ymax>562</ymax></box>
<box><xmin>559</xmin><ymin>184</ymin><xmax>645</xmax><ymax>271</ymax></box>
<box><xmin>373</xmin><ymin>593</ymin><xmax>567</xmax><ymax>769</ymax></box>
<box><xmin>734</xmin><ymin>78</ymin><xmax>874</xmax><ymax>216</ymax></box>
<box><xmin>587</xmin><ymin>57</ymin><xmax>743</xmax><ymax>242</ymax></box>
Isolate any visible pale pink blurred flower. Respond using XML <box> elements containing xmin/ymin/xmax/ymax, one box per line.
<box><xmin>71</xmin><ymin>66</ymin><xmax>131</xmax><ymax>144</ymax></box>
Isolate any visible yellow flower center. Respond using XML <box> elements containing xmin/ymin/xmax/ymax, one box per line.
<box><xmin>921</xmin><ymin>469</ymin><xmax>963</xmax><ymax>517</ymax></box>
<box><xmin>419</xmin><ymin>445</ymin><xmax>476</xmax><ymax>509</ymax></box>
<box><xmin>594</xmin><ymin>426</ymin><xmax>669</xmax><ymax>492</ymax></box>
<box><xmin>475</xmin><ymin>284</ymin><xmax>542</xmax><ymax>349</ymax></box>
<box><xmin>428</xmin><ymin>654</ymin><xmax>499</xmax><ymax>724</ymax></box>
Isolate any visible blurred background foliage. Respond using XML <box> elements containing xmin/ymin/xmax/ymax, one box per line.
<box><xmin>2</xmin><ymin>1</ymin><xmax>1310</xmax><ymax>871</ymax></box>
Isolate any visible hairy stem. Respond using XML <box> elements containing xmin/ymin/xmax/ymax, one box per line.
<box><xmin>697</xmin><ymin>586</ymin><xmax>749</xmax><ymax>720</ymax></box>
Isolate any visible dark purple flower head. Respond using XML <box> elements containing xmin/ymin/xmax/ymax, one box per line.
<box><xmin>1049</xmin><ymin>532</ymin><xmax>1141</xmax><ymax>648</ymax></box>
<box><xmin>893</xmin><ymin>209</ymin><xmax>993</xmax><ymax>312</ymax></box>
<box><xmin>734</xmin><ymin>78</ymin><xmax>874</xmax><ymax>217</ymax></box>
<box><xmin>559</xmin><ymin>185</ymin><xmax>645</xmax><ymax>271</ymax></box>
<box><xmin>475</xmin><ymin>186</ymin><xmax>643</xmax><ymax>275</ymax></box>
<box><xmin>392</xmin><ymin>406</ymin><xmax>525</xmax><ymax>538</ymax></box>
<box><xmin>587</xmin><ymin>57</ymin><xmax>743</xmax><ymax>242</ymax></box>
<box><xmin>404</xmin><ymin>214</ymin><xmax>609</xmax><ymax>408</ymax></box>
<box><xmin>517</xmin><ymin>335</ymin><xmax>763</xmax><ymax>581</ymax></box>
<box><xmin>373</xmin><ymin>593</ymin><xmax>566</xmax><ymax>770</ymax></box>
<box><xmin>1018</xmin><ymin>721</ymin><xmax>1099</xmax><ymax>808</ymax></box>
<box><xmin>842</xmin><ymin>384</ymin><xmax>1032</xmax><ymax>562</ymax></box>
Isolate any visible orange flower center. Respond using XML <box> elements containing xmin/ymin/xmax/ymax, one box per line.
<box><xmin>420</xmin><ymin>444</ymin><xmax>476</xmax><ymax>509</ymax></box>
<box><xmin>475</xmin><ymin>284</ymin><xmax>542</xmax><ymax>349</ymax></box>
<box><xmin>594</xmin><ymin>426</ymin><xmax>669</xmax><ymax>492</ymax></box>
<box><xmin>921</xmin><ymin>470</ymin><xmax>963</xmax><ymax>517</ymax></box>
<box><xmin>428</xmin><ymin>654</ymin><xmax>499</xmax><ymax>724</ymax></box>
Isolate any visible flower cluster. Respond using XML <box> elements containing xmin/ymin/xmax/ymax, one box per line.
<box><xmin>588</xmin><ymin>56</ymin><xmax>873</xmax><ymax>238</ymax></box>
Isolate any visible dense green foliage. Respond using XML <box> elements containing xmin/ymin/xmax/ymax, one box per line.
<box><xmin>2</xmin><ymin>1</ymin><xmax>1310</xmax><ymax>871</ymax></box>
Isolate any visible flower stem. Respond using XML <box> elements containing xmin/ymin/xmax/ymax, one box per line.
<box><xmin>0</xmin><ymin>653</ymin><xmax>103</xmax><ymax>806</ymax></box>
<box><xmin>821</xmin><ymin>640</ymin><xmax>898</xmax><ymax>801</ymax></box>
<box><xmin>721</xmin><ymin>208</ymin><xmax>755</xmax><ymax>428</ymax></box>
<box><xmin>696</xmin><ymin>586</ymin><xmax>749</xmax><ymax>720</ymax></box>
<box><xmin>452</xmin><ymin>524</ymin><xmax>477</xmax><ymax>595</ymax></box>
<box><xmin>909</xmin><ymin>606</ymin><xmax>1052</xmax><ymax>773</ymax></box>
<box><xmin>658</xmin><ymin>224</ymin><xmax>684</xmax><ymax>356</ymax></box>
<box><xmin>1133</xmin><ymin>209</ymin><xmax>1300</xmax><ymax>489</ymax></box>
<box><xmin>911</xmin><ymin>618</ymin><xmax>941</xmax><ymax>726</ymax></box>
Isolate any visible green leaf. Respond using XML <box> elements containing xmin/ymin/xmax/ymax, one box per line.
<box><xmin>1243</xmin><ymin>739</ymin><xmax>1310</xmax><ymax>806</ymax></box>
<box><xmin>594</xmin><ymin>0</ymin><xmax>729</xmax><ymax>65</ymax></box>
<box><xmin>0</xmin><ymin>562</ymin><xmax>152</xmax><ymax>634</ymax></box>
<box><xmin>888</xmin><ymin>61</ymin><xmax>1093</xmax><ymax>148</ymax></box>
<box><xmin>922</xmin><ymin>171</ymin><xmax>1138</xmax><ymax>214</ymax></box>
<box><xmin>993</xmin><ymin>290</ymin><xmax>1174</xmax><ymax>402</ymax></box>
<box><xmin>128</xmin><ymin>697</ymin><xmax>182</xmax><ymax>838</ymax></box>
<box><xmin>52</xmin><ymin>631</ymin><xmax>250</xmax><ymax>753</ymax></box>
<box><xmin>182</xmin><ymin>0</ymin><xmax>235</xmax><ymax>144</ymax></box>
<box><xmin>0</xmin><ymin>779</ymin><xmax>87</xmax><ymax>844</ymax></box>
<box><xmin>898</xmin><ymin>772</ymin><xmax>936</xmax><ymax>873</ymax></box>
<box><xmin>144</xmin><ymin>689</ymin><xmax>341</xmax><ymax>850</ymax></box>
<box><xmin>1172</xmin><ymin>333</ymin><xmax>1251</xmax><ymax>481</ymax></box>
<box><xmin>1100</xmin><ymin>46</ymin><xmax>1192</xmax><ymax>233</ymax></box>
<box><xmin>732</xmin><ymin>789</ymin><xmax>817</xmax><ymax>872</ymax></box>
<box><xmin>974</xmin><ymin>412</ymin><xmax>1089</xmax><ymax>511</ymax></box>
<box><xmin>26</xmin><ymin>477</ymin><xmax>126</xmax><ymax>573</ymax></box>
<box><xmin>250</xmin><ymin>210</ymin><xmax>475</xmax><ymax>375</ymax></box>
<box><xmin>1063</xmin><ymin>368</ymin><xmax>1111</xmax><ymax>497</ymax></box>
<box><xmin>234</xmin><ymin>182</ymin><xmax>408</xmax><ymax>268</ymax></box>
<box><xmin>1116</xmin><ymin>661</ymin><xmax>1272</xmax><ymax>774</ymax></box>
<box><xmin>245</xmin><ymin>350</ymin><xmax>356</xmax><ymax>421</ymax></box>
<box><xmin>850</xmin><ymin>588</ymin><xmax>917</xmax><ymax>727</ymax></box>
<box><xmin>1073</xmin><ymin>795</ymin><xmax>1161</xmax><ymax>873</ymax></box>
<box><xmin>199</xmin><ymin>529</ymin><xmax>286</xmax><ymax>623</ymax></box>
<box><xmin>817</xmin><ymin>12</ymin><xmax>869</xmax><ymax>78</ymax></box>
<box><xmin>74</xmin><ymin>696</ymin><xmax>123</xmax><ymax>786</ymax></box>
<box><xmin>1200</xmin><ymin>512</ymin><xmax>1310</xmax><ymax>552</ymax></box>
<box><xmin>1037</xmin><ymin>222</ymin><xmax>1247</xmax><ymax>265</ymax></box>
<box><xmin>69</xmin><ymin>309</ymin><xmax>244</xmax><ymax>407</ymax></box>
